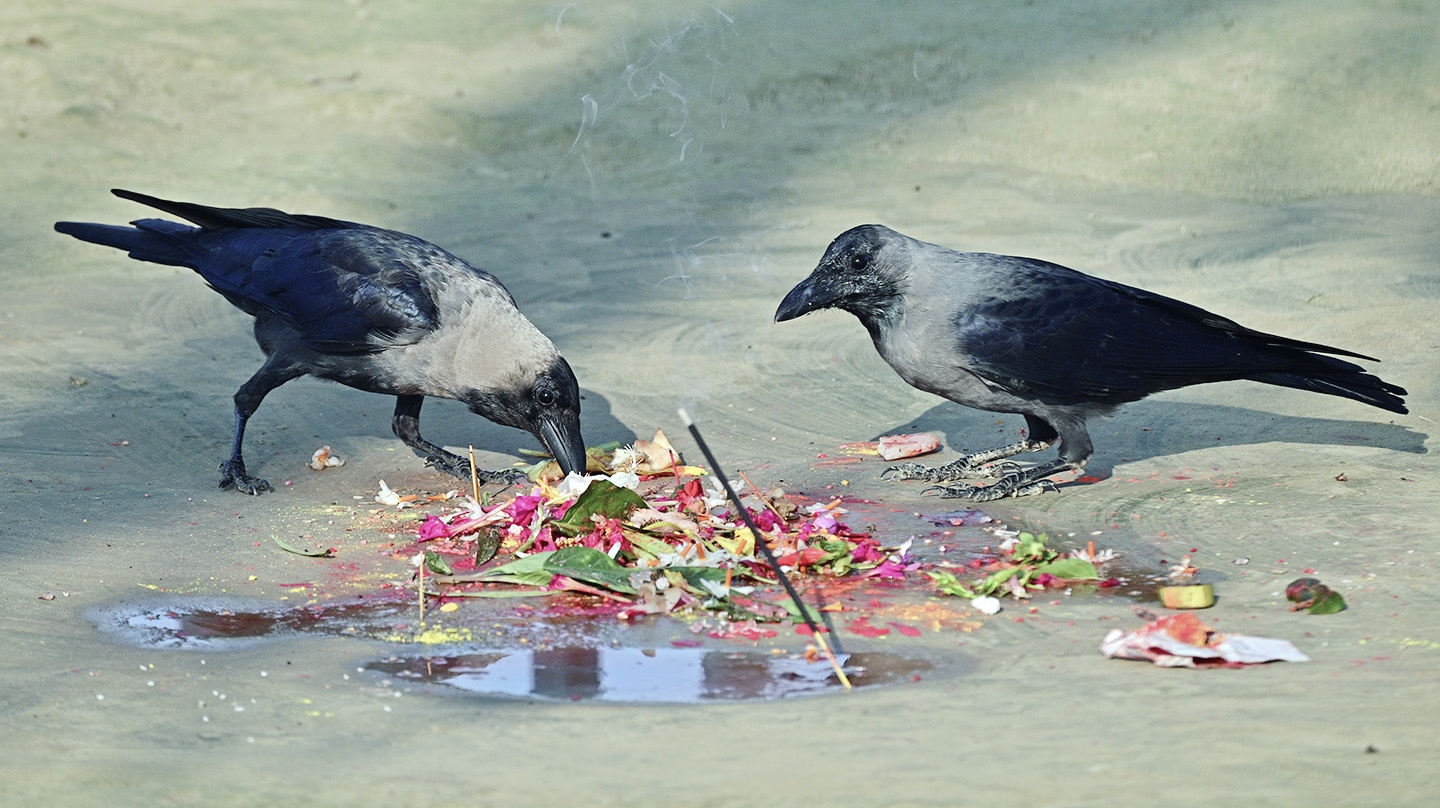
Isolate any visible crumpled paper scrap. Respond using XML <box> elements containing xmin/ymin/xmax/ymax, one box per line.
<box><xmin>876</xmin><ymin>433</ymin><xmax>941</xmax><ymax>461</ymax></box>
<box><xmin>1101</xmin><ymin>612</ymin><xmax>1309</xmax><ymax>668</ymax></box>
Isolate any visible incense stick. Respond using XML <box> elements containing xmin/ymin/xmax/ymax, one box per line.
<box><xmin>468</xmin><ymin>444</ymin><xmax>481</xmax><ymax>502</ymax></box>
<box><xmin>678</xmin><ymin>408</ymin><xmax>851</xmax><ymax>690</ymax></box>
<box><xmin>737</xmin><ymin>470</ymin><xmax>850</xmax><ymax>654</ymax></box>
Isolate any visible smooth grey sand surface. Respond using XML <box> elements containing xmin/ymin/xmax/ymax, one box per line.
<box><xmin>2</xmin><ymin>2</ymin><xmax>1437</xmax><ymax>805</ymax></box>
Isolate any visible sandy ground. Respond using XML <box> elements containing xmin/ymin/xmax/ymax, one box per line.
<box><xmin>2</xmin><ymin>1</ymin><xmax>1439</xmax><ymax>805</ymax></box>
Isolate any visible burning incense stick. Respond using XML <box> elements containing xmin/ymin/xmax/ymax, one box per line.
<box><xmin>678</xmin><ymin>408</ymin><xmax>851</xmax><ymax>690</ymax></box>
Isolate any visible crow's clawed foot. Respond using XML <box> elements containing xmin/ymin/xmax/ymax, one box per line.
<box><xmin>486</xmin><ymin>468</ymin><xmax>529</xmax><ymax>486</ymax></box>
<box><xmin>424</xmin><ymin>453</ymin><xmax>527</xmax><ymax>486</ymax></box>
<box><xmin>219</xmin><ymin>460</ymin><xmax>273</xmax><ymax>495</ymax></box>
<box><xmin>922</xmin><ymin>474</ymin><xmax>1058</xmax><ymax>502</ymax></box>
<box><xmin>883</xmin><ymin>458</ymin><xmax>1020</xmax><ymax>482</ymax></box>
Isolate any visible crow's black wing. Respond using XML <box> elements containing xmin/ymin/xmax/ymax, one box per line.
<box><xmin>65</xmin><ymin>191</ymin><xmax>512</xmax><ymax>355</ymax></box>
<box><xmin>952</xmin><ymin>257</ymin><xmax>1370</xmax><ymax>406</ymax></box>
<box><xmin>178</xmin><ymin>225</ymin><xmax>462</xmax><ymax>355</ymax></box>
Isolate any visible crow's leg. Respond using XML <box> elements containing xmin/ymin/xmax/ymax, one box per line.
<box><xmin>884</xmin><ymin>416</ymin><xmax>1058</xmax><ymax>482</ymax></box>
<box><xmin>219</xmin><ymin>359</ymin><xmax>305</xmax><ymax>495</ymax></box>
<box><xmin>391</xmin><ymin>395</ymin><xmax>524</xmax><ymax>485</ymax></box>
<box><xmin>922</xmin><ymin>415</ymin><xmax>1094</xmax><ymax>501</ymax></box>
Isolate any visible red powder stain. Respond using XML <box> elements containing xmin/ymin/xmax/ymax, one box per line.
<box><xmin>888</xmin><ymin>622</ymin><xmax>922</xmax><ymax>637</ymax></box>
<box><xmin>847</xmin><ymin>618</ymin><xmax>891</xmax><ymax>638</ymax></box>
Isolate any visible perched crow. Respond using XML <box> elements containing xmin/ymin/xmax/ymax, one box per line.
<box><xmin>775</xmin><ymin>225</ymin><xmax>1407</xmax><ymax>501</ymax></box>
<box><xmin>57</xmin><ymin>189</ymin><xmax>585</xmax><ymax>494</ymax></box>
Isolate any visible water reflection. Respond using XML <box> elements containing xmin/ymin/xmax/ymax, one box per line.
<box><xmin>367</xmin><ymin>648</ymin><xmax>930</xmax><ymax>702</ymax></box>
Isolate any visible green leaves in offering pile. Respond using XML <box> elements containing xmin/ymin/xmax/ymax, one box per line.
<box><xmin>553</xmin><ymin>480</ymin><xmax>646</xmax><ymax>535</ymax></box>
<box><xmin>423</xmin><ymin>551</ymin><xmax>453</xmax><ymax>576</ymax></box>
<box><xmin>927</xmin><ymin>532</ymin><xmax>1100</xmax><ymax>601</ymax></box>
<box><xmin>468</xmin><ymin>546</ymin><xmax>733</xmax><ymax>606</ymax></box>
<box><xmin>411</xmin><ymin>447</ymin><xmax>894</xmax><ymax>619</ymax></box>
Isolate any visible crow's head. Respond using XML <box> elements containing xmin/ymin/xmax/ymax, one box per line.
<box><xmin>774</xmin><ymin>225</ymin><xmax>908</xmax><ymax>330</ymax></box>
<box><xmin>466</xmin><ymin>355</ymin><xmax>585</xmax><ymax>477</ymax></box>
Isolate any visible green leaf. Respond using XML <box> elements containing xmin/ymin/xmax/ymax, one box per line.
<box><xmin>1307</xmin><ymin>588</ymin><xmax>1347</xmax><ymax>614</ymax></box>
<box><xmin>1011</xmin><ymin>532</ymin><xmax>1057</xmax><ymax>564</ymax></box>
<box><xmin>272</xmin><ymin>537</ymin><xmax>334</xmax><ymax>558</ymax></box>
<box><xmin>776</xmin><ymin>596</ymin><xmax>826</xmax><ymax>624</ymax></box>
<box><xmin>926</xmin><ymin>570</ymin><xmax>977</xmax><ymax>599</ymax></box>
<box><xmin>1035</xmin><ymin>557</ymin><xmax>1100</xmax><ymax>580</ymax></box>
<box><xmin>669</xmin><ymin>566</ymin><xmax>729</xmax><ymax>589</ymax></box>
<box><xmin>478</xmin><ymin>551</ymin><xmax>556</xmax><ymax>586</ymax></box>
<box><xmin>542</xmin><ymin>546</ymin><xmax>637</xmax><ymax>594</ymax></box>
<box><xmin>555</xmin><ymin>480</ymin><xmax>647</xmax><ymax>534</ymax></box>
<box><xmin>423</xmin><ymin>551</ymin><xmax>452</xmax><ymax>575</ymax></box>
<box><xmin>975</xmin><ymin>566</ymin><xmax>1023</xmax><ymax>596</ymax></box>
<box><xmin>626</xmin><ymin>531</ymin><xmax>680</xmax><ymax>560</ymax></box>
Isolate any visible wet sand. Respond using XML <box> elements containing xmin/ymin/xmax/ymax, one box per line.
<box><xmin>2</xmin><ymin>1</ymin><xmax>1438</xmax><ymax>805</ymax></box>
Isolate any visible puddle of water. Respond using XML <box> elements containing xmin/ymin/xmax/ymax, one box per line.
<box><xmin>89</xmin><ymin>598</ymin><xmax>409</xmax><ymax>650</ymax></box>
<box><xmin>90</xmin><ymin>600</ymin><xmax>937</xmax><ymax>702</ymax></box>
<box><xmin>365</xmin><ymin>648</ymin><xmax>931</xmax><ymax>703</ymax></box>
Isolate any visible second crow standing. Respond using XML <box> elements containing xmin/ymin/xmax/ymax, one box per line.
<box><xmin>776</xmin><ymin>225</ymin><xmax>1407</xmax><ymax>501</ymax></box>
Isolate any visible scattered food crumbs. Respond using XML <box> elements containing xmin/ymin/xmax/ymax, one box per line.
<box><xmin>309</xmin><ymin>445</ymin><xmax>346</xmax><ymax>470</ymax></box>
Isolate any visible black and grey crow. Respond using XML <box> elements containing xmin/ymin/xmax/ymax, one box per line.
<box><xmin>56</xmin><ymin>189</ymin><xmax>586</xmax><ymax>494</ymax></box>
<box><xmin>775</xmin><ymin>225</ymin><xmax>1408</xmax><ymax>501</ymax></box>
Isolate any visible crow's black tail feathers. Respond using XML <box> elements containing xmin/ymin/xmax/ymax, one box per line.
<box><xmin>53</xmin><ymin>219</ymin><xmax>195</xmax><ymax>267</ymax></box>
<box><xmin>1250</xmin><ymin>356</ymin><xmax>1408</xmax><ymax>415</ymax></box>
<box><xmin>110</xmin><ymin>188</ymin><xmax>350</xmax><ymax>231</ymax></box>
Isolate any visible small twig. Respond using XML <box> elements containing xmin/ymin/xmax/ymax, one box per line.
<box><xmin>418</xmin><ymin>559</ymin><xmax>426</xmax><ymax>624</ymax></box>
<box><xmin>737</xmin><ymin>470</ymin><xmax>780</xmax><ymax>520</ymax></box>
<box><xmin>678</xmin><ymin>408</ymin><xmax>850</xmax><ymax>690</ymax></box>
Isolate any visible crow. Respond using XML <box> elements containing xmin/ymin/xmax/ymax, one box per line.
<box><xmin>775</xmin><ymin>225</ymin><xmax>1407</xmax><ymax>501</ymax></box>
<box><xmin>56</xmin><ymin>189</ymin><xmax>586</xmax><ymax>494</ymax></box>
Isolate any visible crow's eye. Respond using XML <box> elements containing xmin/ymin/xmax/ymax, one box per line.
<box><xmin>536</xmin><ymin>388</ymin><xmax>558</xmax><ymax>407</ymax></box>
<box><xmin>850</xmin><ymin>252</ymin><xmax>871</xmax><ymax>271</ymax></box>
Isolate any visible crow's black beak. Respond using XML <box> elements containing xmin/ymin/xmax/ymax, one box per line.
<box><xmin>539</xmin><ymin>414</ymin><xmax>586</xmax><ymax>477</ymax></box>
<box><xmin>775</xmin><ymin>275</ymin><xmax>832</xmax><ymax>322</ymax></box>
